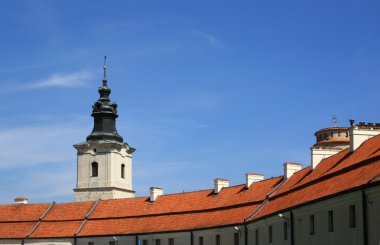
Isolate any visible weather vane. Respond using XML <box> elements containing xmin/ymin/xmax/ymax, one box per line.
<box><xmin>332</xmin><ymin>115</ymin><xmax>337</xmax><ymax>126</ymax></box>
<box><xmin>103</xmin><ymin>56</ymin><xmax>107</xmax><ymax>79</ymax></box>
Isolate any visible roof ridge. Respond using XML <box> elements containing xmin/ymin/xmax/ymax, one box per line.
<box><xmin>88</xmin><ymin>201</ymin><xmax>265</xmax><ymax>221</ymax></box>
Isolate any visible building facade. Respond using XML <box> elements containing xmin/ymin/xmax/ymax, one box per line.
<box><xmin>0</xmin><ymin>70</ymin><xmax>380</xmax><ymax>245</ymax></box>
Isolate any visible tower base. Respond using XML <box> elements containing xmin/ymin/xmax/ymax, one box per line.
<box><xmin>74</xmin><ymin>187</ymin><xmax>135</xmax><ymax>202</ymax></box>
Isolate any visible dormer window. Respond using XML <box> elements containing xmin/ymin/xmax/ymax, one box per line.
<box><xmin>91</xmin><ymin>162</ymin><xmax>98</xmax><ymax>177</ymax></box>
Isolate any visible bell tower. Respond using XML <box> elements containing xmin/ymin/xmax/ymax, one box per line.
<box><xmin>74</xmin><ymin>58</ymin><xmax>135</xmax><ymax>202</ymax></box>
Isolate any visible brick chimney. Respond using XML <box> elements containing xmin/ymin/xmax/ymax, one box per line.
<box><xmin>246</xmin><ymin>173</ymin><xmax>264</xmax><ymax>188</ymax></box>
<box><xmin>283</xmin><ymin>162</ymin><xmax>302</xmax><ymax>179</ymax></box>
<box><xmin>214</xmin><ymin>178</ymin><xmax>229</xmax><ymax>194</ymax></box>
<box><xmin>149</xmin><ymin>187</ymin><xmax>163</xmax><ymax>202</ymax></box>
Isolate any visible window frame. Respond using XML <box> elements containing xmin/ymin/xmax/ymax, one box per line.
<box><xmin>91</xmin><ymin>162</ymin><xmax>98</xmax><ymax>177</ymax></box>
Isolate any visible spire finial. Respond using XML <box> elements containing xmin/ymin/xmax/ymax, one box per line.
<box><xmin>103</xmin><ymin>56</ymin><xmax>107</xmax><ymax>80</ymax></box>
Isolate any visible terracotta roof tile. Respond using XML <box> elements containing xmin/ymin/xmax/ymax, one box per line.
<box><xmin>43</xmin><ymin>201</ymin><xmax>95</xmax><ymax>221</ymax></box>
<box><xmin>0</xmin><ymin>203</ymin><xmax>50</xmax><ymax>222</ymax></box>
<box><xmin>29</xmin><ymin>221</ymin><xmax>83</xmax><ymax>238</ymax></box>
<box><xmin>0</xmin><ymin>222</ymin><xmax>36</xmax><ymax>238</ymax></box>
<box><xmin>80</xmin><ymin>205</ymin><xmax>257</xmax><ymax>236</ymax></box>
<box><xmin>89</xmin><ymin>177</ymin><xmax>282</xmax><ymax>219</ymax></box>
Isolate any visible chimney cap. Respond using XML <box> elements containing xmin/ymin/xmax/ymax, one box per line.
<box><xmin>14</xmin><ymin>197</ymin><xmax>28</xmax><ymax>204</ymax></box>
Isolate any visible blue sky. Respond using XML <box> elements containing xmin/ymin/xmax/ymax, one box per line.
<box><xmin>0</xmin><ymin>0</ymin><xmax>379</xmax><ymax>203</ymax></box>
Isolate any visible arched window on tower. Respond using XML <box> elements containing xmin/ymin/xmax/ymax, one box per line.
<box><xmin>91</xmin><ymin>162</ymin><xmax>98</xmax><ymax>177</ymax></box>
<box><xmin>121</xmin><ymin>164</ymin><xmax>125</xmax><ymax>179</ymax></box>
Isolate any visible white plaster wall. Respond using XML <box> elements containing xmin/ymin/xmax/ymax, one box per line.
<box><xmin>74</xmin><ymin>142</ymin><xmax>134</xmax><ymax>202</ymax></box>
<box><xmin>310</xmin><ymin>148</ymin><xmax>342</xmax><ymax>169</ymax></box>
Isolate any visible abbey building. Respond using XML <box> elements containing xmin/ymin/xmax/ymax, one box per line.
<box><xmin>0</xmin><ymin>67</ymin><xmax>380</xmax><ymax>245</ymax></box>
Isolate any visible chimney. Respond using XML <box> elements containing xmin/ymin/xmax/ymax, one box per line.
<box><xmin>214</xmin><ymin>178</ymin><xmax>229</xmax><ymax>194</ymax></box>
<box><xmin>149</xmin><ymin>187</ymin><xmax>163</xmax><ymax>202</ymax></box>
<box><xmin>311</xmin><ymin>148</ymin><xmax>342</xmax><ymax>170</ymax></box>
<box><xmin>246</xmin><ymin>173</ymin><xmax>264</xmax><ymax>188</ymax></box>
<box><xmin>14</xmin><ymin>197</ymin><xmax>28</xmax><ymax>204</ymax></box>
<box><xmin>349</xmin><ymin>122</ymin><xmax>380</xmax><ymax>152</ymax></box>
<box><xmin>283</xmin><ymin>162</ymin><xmax>302</xmax><ymax>179</ymax></box>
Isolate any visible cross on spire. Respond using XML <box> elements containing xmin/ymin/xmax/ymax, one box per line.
<box><xmin>103</xmin><ymin>56</ymin><xmax>107</xmax><ymax>80</ymax></box>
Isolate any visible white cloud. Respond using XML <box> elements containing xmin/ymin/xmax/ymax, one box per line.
<box><xmin>192</xmin><ymin>30</ymin><xmax>224</xmax><ymax>48</ymax></box>
<box><xmin>30</xmin><ymin>70</ymin><xmax>93</xmax><ymax>88</ymax></box>
<box><xmin>0</xmin><ymin>123</ymin><xmax>87</xmax><ymax>170</ymax></box>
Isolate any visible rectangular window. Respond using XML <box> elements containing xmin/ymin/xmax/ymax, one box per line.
<box><xmin>255</xmin><ymin>229</ymin><xmax>259</xmax><ymax>245</ymax></box>
<box><xmin>109</xmin><ymin>242</ymin><xmax>116</xmax><ymax>245</ymax></box>
<box><xmin>142</xmin><ymin>240</ymin><xmax>148</xmax><ymax>245</ymax></box>
<box><xmin>310</xmin><ymin>215</ymin><xmax>315</xmax><ymax>235</ymax></box>
<box><xmin>269</xmin><ymin>226</ymin><xmax>273</xmax><ymax>243</ymax></box>
<box><xmin>215</xmin><ymin>234</ymin><xmax>220</xmax><ymax>245</ymax></box>
<box><xmin>199</xmin><ymin>236</ymin><xmax>203</xmax><ymax>245</ymax></box>
<box><xmin>349</xmin><ymin>205</ymin><xmax>356</xmax><ymax>228</ymax></box>
<box><xmin>234</xmin><ymin>232</ymin><xmax>239</xmax><ymax>245</ymax></box>
<box><xmin>283</xmin><ymin>222</ymin><xmax>288</xmax><ymax>240</ymax></box>
<box><xmin>328</xmin><ymin>210</ymin><xmax>334</xmax><ymax>232</ymax></box>
<box><xmin>168</xmin><ymin>238</ymin><xmax>174</xmax><ymax>245</ymax></box>
<box><xmin>88</xmin><ymin>243</ymin><xmax>94</xmax><ymax>245</ymax></box>
<box><xmin>155</xmin><ymin>239</ymin><xmax>161</xmax><ymax>245</ymax></box>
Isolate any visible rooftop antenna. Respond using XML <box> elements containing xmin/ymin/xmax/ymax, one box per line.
<box><xmin>332</xmin><ymin>115</ymin><xmax>337</xmax><ymax>127</ymax></box>
<box><xmin>103</xmin><ymin>56</ymin><xmax>107</xmax><ymax>80</ymax></box>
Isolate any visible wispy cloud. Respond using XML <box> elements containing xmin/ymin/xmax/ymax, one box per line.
<box><xmin>0</xmin><ymin>122</ymin><xmax>87</xmax><ymax>170</ymax></box>
<box><xmin>30</xmin><ymin>70</ymin><xmax>93</xmax><ymax>88</ymax></box>
<box><xmin>2</xmin><ymin>70</ymin><xmax>94</xmax><ymax>93</ymax></box>
<box><xmin>192</xmin><ymin>30</ymin><xmax>224</xmax><ymax>48</ymax></box>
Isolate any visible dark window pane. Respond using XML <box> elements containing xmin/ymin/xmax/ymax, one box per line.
<box><xmin>310</xmin><ymin>215</ymin><xmax>315</xmax><ymax>235</ymax></box>
<box><xmin>349</xmin><ymin>205</ymin><xmax>356</xmax><ymax>228</ymax></box>
<box><xmin>255</xmin><ymin>229</ymin><xmax>259</xmax><ymax>245</ymax></box>
<box><xmin>91</xmin><ymin>162</ymin><xmax>98</xmax><ymax>177</ymax></box>
<box><xmin>88</xmin><ymin>242</ymin><xmax>94</xmax><ymax>245</ymax></box>
<box><xmin>109</xmin><ymin>242</ymin><xmax>115</xmax><ymax>245</ymax></box>
<box><xmin>269</xmin><ymin>226</ymin><xmax>272</xmax><ymax>243</ymax></box>
<box><xmin>142</xmin><ymin>240</ymin><xmax>148</xmax><ymax>245</ymax></box>
<box><xmin>199</xmin><ymin>236</ymin><xmax>203</xmax><ymax>245</ymax></box>
<box><xmin>121</xmin><ymin>164</ymin><xmax>125</xmax><ymax>179</ymax></box>
<box><xmin>155</xmin><ymin>239</ymin><xmax>160</xmax><ymax>245</ymax></box>
<box><xmin>216</xmin><ymin>235</ymin><xmax>220</xmax><ymax>245</ymax></box>
<box><xmin>284</xmin><ymin>222</ymin><xmax>288</xmax><ymax>240</ymax></box>
<box><xmin>234</xmin><ymin>232</ymin><xmax>239</xmax><ymax>245</ymax></box>
<box><xmin>168</xmin><ymin>238</ymin><xmax>174</xmax><ymax>245</ymax></box>
<box><xmin>328</xmin><ymin>210</ymin><xmax>334</xmax><ymax>232</ymax></box>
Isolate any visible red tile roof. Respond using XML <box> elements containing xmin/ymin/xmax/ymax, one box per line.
<box><xmin>0</xmin><ymin>203</ymin><xmax>50</xmax><ymax>222</ymax></box>
<box><xmin>1</xmin><ymin>134</ymin><xmax>380</xmax><ymax>238</ymax></box>
<box><xmin>0</xmin><ymin>222</ymin><xmax>37</xmax><ymax>239</ymax></box>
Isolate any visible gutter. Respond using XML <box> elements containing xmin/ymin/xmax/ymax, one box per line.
<box><xmin>26</xmin><ymin>202</ymin><xmax>55</xmax><ymax>238</ymax></box>
<box><xmin>290</xmin><ymin>211</ymin><xmax>294</xmax><ymax>245</ymax></box>
<box><xmin>244</xmin><ymin>177</ymin><xmax>287</xmax><ymax>222</ymax></box>
<box><xmin>361</xmin><ymin>189</ymin><xmax>368</xmax><ymax>245</ymax></box>
<box><xmin>74</xmin><ymin>199</ymin><xmax>101</xmax><ymax>237</ymax></box>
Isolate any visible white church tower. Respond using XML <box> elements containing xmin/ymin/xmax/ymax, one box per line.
<box><xmin>74</xmin><ymin>59</ymin><xmax>135</xmax><ymax>202</ymax></box>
